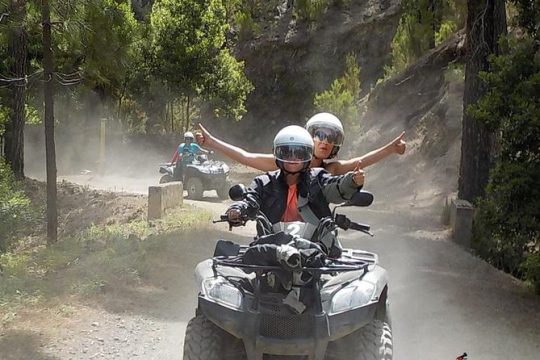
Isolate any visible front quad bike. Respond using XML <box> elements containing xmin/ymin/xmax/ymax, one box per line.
<box><xmin>158</xmin><ymin>155</ymin><xmax>230</xmax><ymax>200</ymax></box>
<box><xmin>183</xmin><ymin>187</ymin><xmax>393</xmax><ymax>360</ymax></box>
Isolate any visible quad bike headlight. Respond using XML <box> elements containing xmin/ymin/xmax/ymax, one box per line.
<box><xmin>329</xmin><ymin>280</ymin><xmax>376</xmax><ymax>314</ymax></box>
<box><xmin>202</xmin><ymin>277</ymin><xmax>243</xmax><ymax>310</ymax></box>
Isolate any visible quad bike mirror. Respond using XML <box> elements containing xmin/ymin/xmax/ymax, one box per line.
<box><xmin>343</xmin><ymin>190</ymin><xmax>374</xmax><ymax>207</ymax></box>
<box><xmin>229</xmin><ymin>184</ymin><xmax>247</xmax><ymax>201</ymax></box>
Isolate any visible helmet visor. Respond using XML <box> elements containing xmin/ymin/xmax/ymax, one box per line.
<box><xmin>308</xmin><ymin>127</ymin><xmax>344</xmax><ymax>146</ymax></box>
<box><xmin>274</xmin><ymin>144</ymin><xmax>313</xmax><ymax>163</ymax></box>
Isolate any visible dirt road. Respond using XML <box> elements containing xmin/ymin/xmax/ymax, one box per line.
<box><xmin>5</xmin><ymin>173</ymin><xmax>539</xmax><ymax>360</ymax></box>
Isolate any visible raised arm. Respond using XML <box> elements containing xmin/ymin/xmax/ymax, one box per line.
<box><xmin>319</xmin><ymin>163</ymin><xmax>364</xmax><ymax>203</ymax></box>
<box><xmin>197</xmin><ymin>123</ymin><xmax>278</xmax><ymax>172</ymax></box>
<box><xmin>170</xmin><ymin>149</ymin><xmax>180</xmax><ymax>164</ymax></box>
<box><xmin>327</xmin><ymin>131</ymin><xmax>406</xmax><ymax>174</ymax></box>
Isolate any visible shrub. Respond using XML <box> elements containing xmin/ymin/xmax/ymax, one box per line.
<box><xmin>234</xmin><ymin>9</ymin><xmax>258</xmax><ymax>41</ymax></box>
<box><xmin>521</xmin><ymin>252</ymin><xmax>540</xmax><ymax>294</ymax></box>
<box><xmin>295</xmin><ymin>0</ymin><xmax>329</xmax><ymax>23</ymax></box>
<box><xmin>314</xmin><ymin>53</ymin><xmax>361</xmax><ymax>131</ymax></box>
<box><xmin>471</xmin><ymin>35</ymin><xmax>540</xmax><ymax>292</ymax></box>
<box><xmin>0</xmin><ymin>159</ymin><xmax>38</xmax><ymax>252</ymax></box>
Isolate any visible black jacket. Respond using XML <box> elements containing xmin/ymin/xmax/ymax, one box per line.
<box><xmin>233</xmin><ymin>168</ymin><xmax>361</xmax><ymax>226</ymax></box>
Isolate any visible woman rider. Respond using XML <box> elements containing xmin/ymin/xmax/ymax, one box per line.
<box><xmin>196</xmin><ymin>112</ymin><xmax>406</xmax><ymax>175</ymax></box>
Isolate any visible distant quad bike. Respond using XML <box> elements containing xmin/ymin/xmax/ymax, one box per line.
<box><xmin>158</xmin><ymin>154</ymin><xmax>230</xmax><ymax>200</ymax></box>
<box><xmin>183</xmin><ymin>186</ymin><xmax>393</xmax><ymax>360</ymax></box>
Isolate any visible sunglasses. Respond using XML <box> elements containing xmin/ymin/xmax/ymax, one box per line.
<box><xmin>311</xmin><ymin>128</ymin><xmax>343</xmax><ymax>145</ymax></box>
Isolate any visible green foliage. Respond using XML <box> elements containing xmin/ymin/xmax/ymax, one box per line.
<box><xmin>150</xmin><ymin>0</ymin><xmax>228</xmax><ymax>94</ymax></box>
<box><xmin>521</xmin><ymin>252</ymin><xmax>540</xmax><ymax>294</ymax></box>
<box><xmin>387</xmin><ymin>0</ymin><xmax>435</xmax><ymax>75</ymax></box>
<box><xmin>234</xmin><ymin>8</ymin><xmax>258</xmax><ymax>40</ymax></box>
<box><xmin>0</xmin><ymin>159</ymin><xmax>39</xmax><ymax>252</ymax></box>
<box><xmin>295</xmin><ymin>0</ymin><xmax>329</xmax><ymax>23</ymax></box>
<box><xmin>52</xmin><ymin>0</ymin><xmax>141</xmax><ymax>99</ymax></box>
<box><xmin>509</xmin><ymin>0</ymin><xmax>540</xmax><ymax>35</ymax></box>
<box><xmin>0</xmin><ymin>105</ymin><xmax>8</xmax><ymax>136</ymax></box>
<box><xmin>471</xmin><ymin>35</ymin><xmax>540</xmax><ymax>292</ymax></box>
<box><xmin>314</xmin><ymin>53</ymin><xmax>360</xmax><ymax>130</ymax></box>
<box><xmin>25</xmin><ymin>104</ymin><xmax>40</xmax><ymax>124</ymax></box>
<box><xmin>203</xmin><ymin>50</ymin><xmax>254</xmax><ymax>120</ymax></box>
<box><xmin>435</xmin><ymin>19</ymin><xmax>457</xmax><ymax>46</ymax></box>
<box><xmin>386</xmin><ymin>0</ymin><xmax>465</xmax><ymax>76</ymax></box>
<box><xmin>150</xmin><ymin>0</ymin><xmax>252</xmax><ymax>121</ymax></box>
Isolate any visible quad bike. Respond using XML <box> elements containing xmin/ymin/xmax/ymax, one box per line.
<box><xmin>158</xmin><ymin>154</ymin><xmax>231</xmax><ymax>200</ymax></box>
<box><xmin>183</xmin><ymin>185</ymin><xmax>393</xmax><ymax>360</ymax></box>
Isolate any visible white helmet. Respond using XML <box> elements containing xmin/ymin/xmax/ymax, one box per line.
<box><xmin>305</xmin><ymin>112</ymin><xmax>344</xmax><ymax>158</ymax></box>
<box><xmin>273</xmin><ymin>125</ymin><xmax>314</xmax><ymax>173</ymax></box>
<box><xmin>184</xmin><ymin>131</ymin><xmax>194</xmax><ymax>141</ymax></box>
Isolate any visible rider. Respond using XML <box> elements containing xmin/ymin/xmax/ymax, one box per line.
<box><xmin>197</xmin><ymin>112</ymin><xmax>406</xmax><ymax>174</ymax></box>
<box><xmin>225</xmin><ymin>125</ymin><xmax>365</xmax><ymax>259</ymax></box>
<box><xmin>171</xmin><ymin>131</ymin><xmax>211</xmax><ymax>166</ymax></box>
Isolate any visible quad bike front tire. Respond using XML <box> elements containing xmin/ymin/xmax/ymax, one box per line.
<box><xmin>325</xmin><ymin>319</ymin><xmax>393</xmax><ymax>360</ymax></box>
<box><xmin>183</xmin><ymin>314</ymin><xmax>246</xmax><ymax>360</ymax></box>
<box><xmin>159</xmin><ymin>174</ymin><xmax>174</xmax><ymax>184</ymax></box>
<box><xmin>186</xmin><ymin>177</ymin><xmax>204</xmax><ymax>200</ymax></box>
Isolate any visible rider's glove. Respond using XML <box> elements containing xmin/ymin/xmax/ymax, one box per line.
<box><xmin>225</xmin><ymin>202</ymin><xmax>247</xmax><ymax>226</ymax></box>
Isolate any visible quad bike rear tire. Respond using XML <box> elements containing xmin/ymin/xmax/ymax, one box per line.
<box><xmin>325</xmin><ymin>319</ymin><xmax>393</xmax><ymax>360</ymax></box>
<box><xmin>159</xmin><ymin>174</ymin><xmax>174</xmax><ymax>184</ymax></box>
<box><xmin>186</xmin><ymin>177</ymin><xmax>204</xmax><ymax>200</ymax></box>
<box><xmin>183</xmin><ymin>314</ymin><xmax>246</xmax><ymax>360</ymax></box>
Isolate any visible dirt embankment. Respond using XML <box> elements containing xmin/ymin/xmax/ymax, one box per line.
<box><xmin>19</xmin><ymin>179</ymin><xmax>147</xmax><ymax>244</ymax></box>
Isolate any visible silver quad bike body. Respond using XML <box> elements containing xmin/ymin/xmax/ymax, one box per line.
<box><xmin>183</xmin><ymin>189</ymin><xmax>393</xmax><ymax>360</ymax></box>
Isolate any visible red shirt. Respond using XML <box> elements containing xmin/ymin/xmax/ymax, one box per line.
<box><xmin>281</xmin><ymin>184</ymin><xmax>303</xmax><ymax>222</ymax></box>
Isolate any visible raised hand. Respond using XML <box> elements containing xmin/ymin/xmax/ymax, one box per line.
<box><xmin>352</xmin><ymin>161</ymin><xmax>365</xmax><ymax>186</ymax></box>
<box><xmin>391</xmin><ymin>131</ymin><xmax>406</xmax><ymax>155</ymax></box>
<box><xmin>196</xmin><ymin>123</ymin><xmax>215</xmax><ymax>148</ymax></box>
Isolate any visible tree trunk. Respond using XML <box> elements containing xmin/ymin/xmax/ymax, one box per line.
<box><xmin>42</xmin><ymin>0</ymin><xmax>57</xmax><ymax>244</ymax></box>
<box><xmin>458</xmin><ymin>0</ymin><xmax>507</xmax><ymax>202</ymax></box>
<box><xmin>4</xmin><ymin>0</ymin><xmax>27</xmax><ymax>180</ymax></box>
<box><xmin>170</xmin><ymin>99</ymin><xmax>174</xmax><ymax>133</ymax></box>
<box><xmin>185</xmin><ymin>95</ymin><xmax>190</xmax><ymax>132</ymax></box>
<box><xmin>428</xmin><ymin>0</ymin><xmax>442</xmax><ymax>47</ymax></box>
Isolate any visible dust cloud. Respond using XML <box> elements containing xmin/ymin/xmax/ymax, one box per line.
<box><xmin>23</xmin><ymin>113</ymin><xmax>184</xmax><ymax>194</ymax></box>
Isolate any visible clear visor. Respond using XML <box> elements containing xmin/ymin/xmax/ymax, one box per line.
<box><xmin>274</xmin><ymin>144</ymin><xmax>313</xmax><ymax>163</ymax></box>
<box><xmin>307</xmin><ymin>126</ymin><xmax>344</xmax><ymax>146</ymax></box>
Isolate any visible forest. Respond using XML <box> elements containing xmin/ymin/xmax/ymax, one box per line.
<box><xmin>0</xmin><ymin>0</ymin><xmax>539</xmax><ymax>292</ymax></box>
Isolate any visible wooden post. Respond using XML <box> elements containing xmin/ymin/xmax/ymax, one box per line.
<box><xmin>450</xmin><ymin>199</ymin><xmax>474</xmax><ymax>248</ymax></box>
<box><xmin>99</xmin><ymin>118</ymin><xmax>106</xmax><ymax>175</ymax></box>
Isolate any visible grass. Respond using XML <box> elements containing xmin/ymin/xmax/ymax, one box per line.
<box><xmin>0</xmin><ymin>205</ymin><xmax>212</xmax><ymax>325</ymax></box>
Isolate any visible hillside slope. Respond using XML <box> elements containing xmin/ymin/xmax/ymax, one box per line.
<box><xmin>349</xmin><ymin>31</ymin><xmax>466</xmax><ymax>221</ymax></box>
<box><xmin>205</xmin><ymin>0</ymin><xmax>402</xmax><ymax>147</ymax></box>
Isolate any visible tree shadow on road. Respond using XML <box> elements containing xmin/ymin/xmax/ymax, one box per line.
<box><xmin>0</xmin><ymin>330</ymin><xmax>60</xmax><ymax>360</ymax></box>
<box><xmin>89</xmin><ymin>228</ymin><xmax>253</xmax><ymax>322</ymax></box>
